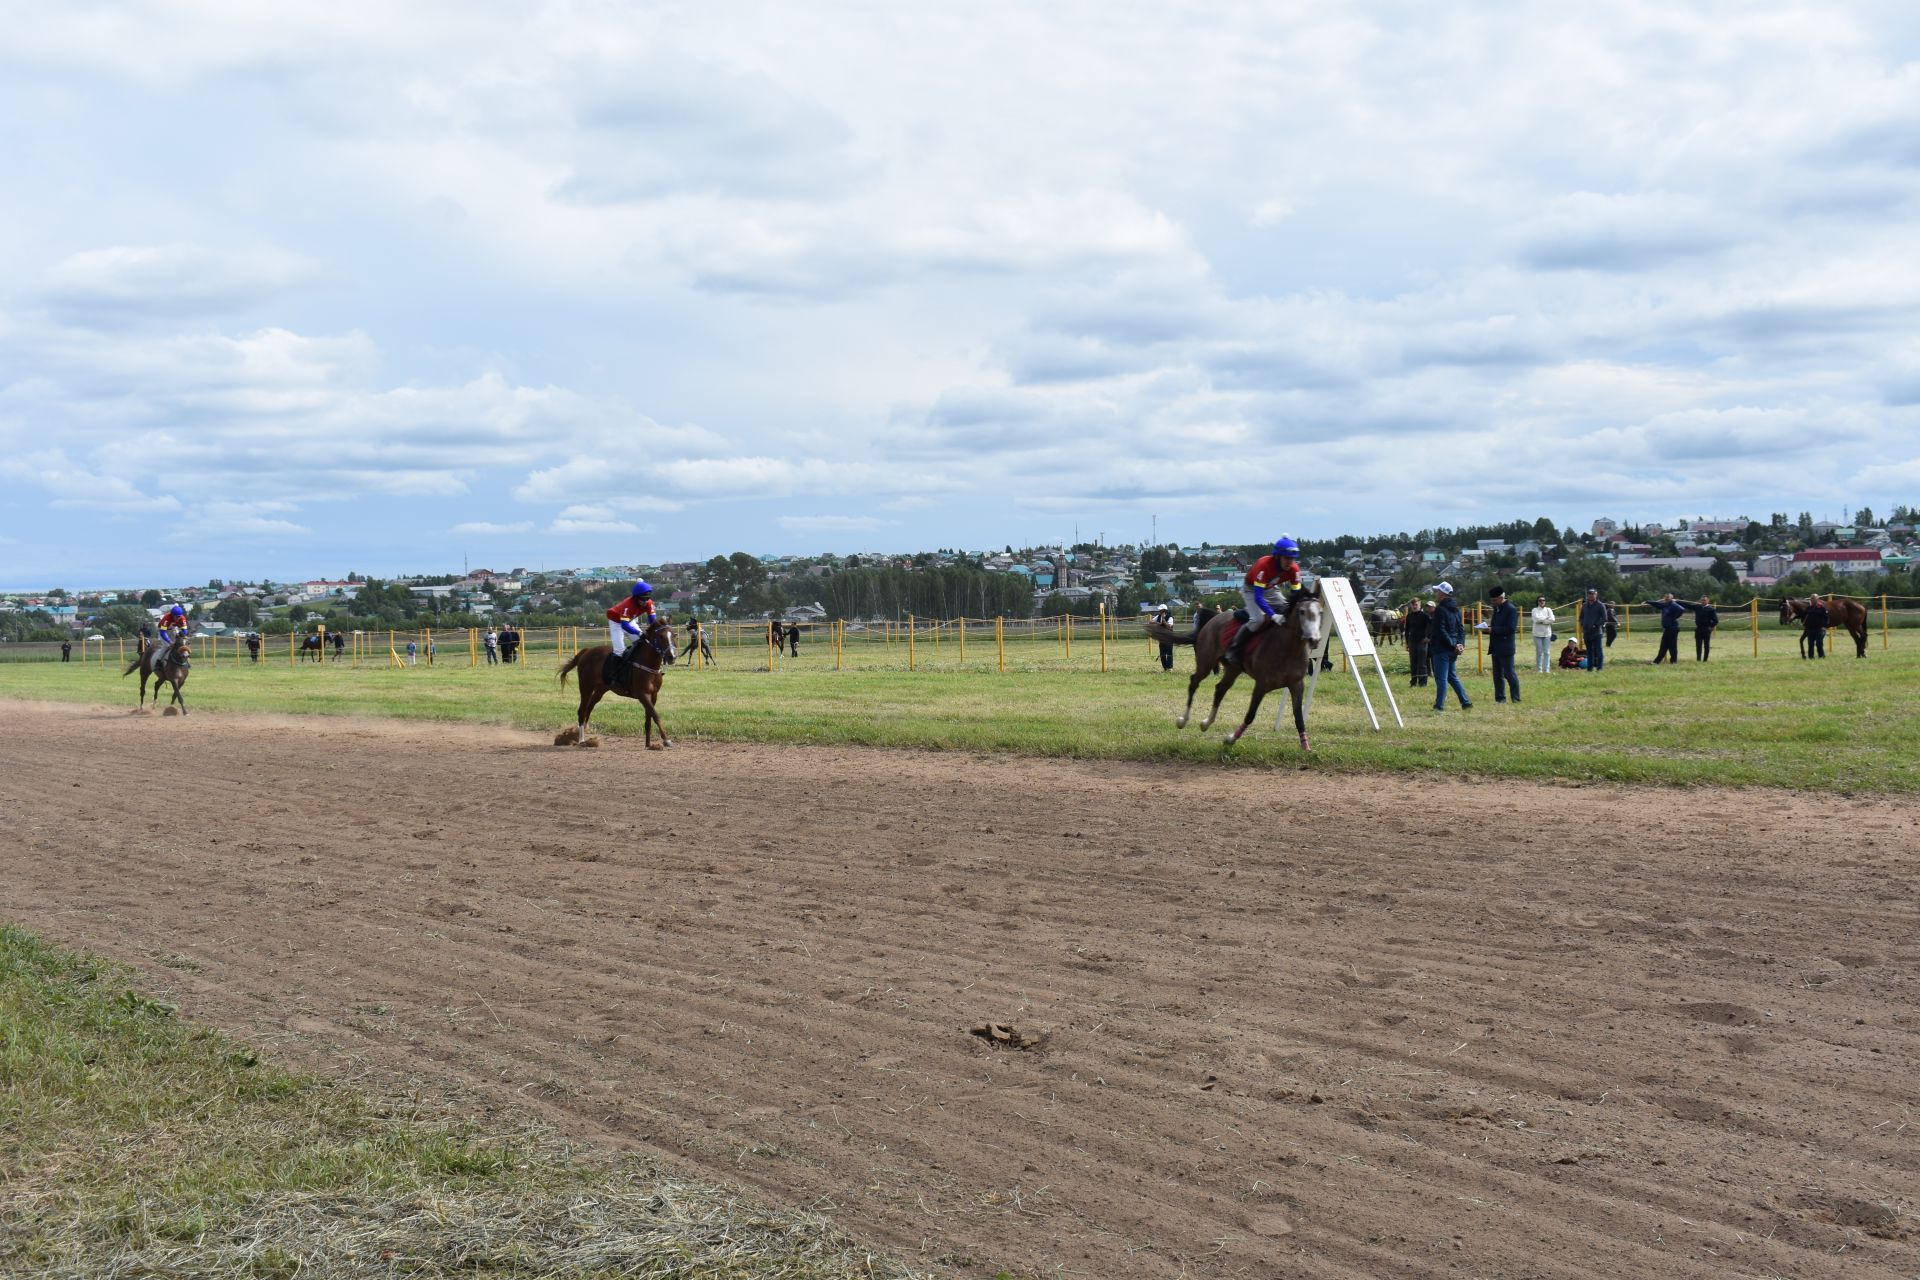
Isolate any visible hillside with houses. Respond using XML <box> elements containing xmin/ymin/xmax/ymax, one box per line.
<box><xmin>5</xmin><ymin>508</ymin><xmax>1918</xmax><ymax>643</ymax></box>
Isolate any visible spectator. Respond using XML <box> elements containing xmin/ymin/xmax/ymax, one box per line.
<box><xmin>405</xmin><ymin>638</ymin><xmax>418</xmax><ymax>666</ymax></box>
<box><xmin>427</xmin><ymin>636</ymin><xmax>436</xmax><ymax>666</ymax></box>
<box><xmin>1805</xmin><ymin>595</ymin><xmax>1829</xmax><ymax>659</ymax></box>
<box><xmin>1688</xmin><ymin>595</ymin><xmax>1719</xmax><ymax>662</ymax></box>
<box><xmin>1403</xmin><ymin>601</ymin><xmax>1432</xmax><ymax>687</ymax></box>
<box><xmin>1578</xmin><ymin>589</ymin><xmax>1608</xmax><ymax>671</ymax></box>
<box><xmin>246</xmin><ymin>633</ymin><xmax>261</xmax><ymax>663</ymax></box>
<box><xmin>1153</xmin><ymin>605</ymin><xmax>1174</xmax><ymax>671</ymax></box>
<box><xmin>1604</xmin><ymin>601</ymin><xmax>1620</xmax><ymax>648</ymax></box>
<box><xmin>60</xmin><ymin>639</ymin><xmax>72</xmax><ymax>662</ymax></box>
<box><xmin>786</xmin><ymin>623</ymin><xmax>801</xmax><ymax>657</ymax></box>
<box><xmin>484</xmin><ymin>628</ymin><xmax>498</xmax><ymax>665</ymax></box>
<box><xmin>1427</xmin><ymin>582</ymin><xmax>1472</xmax><ymax>712</ymax></box>
<box><xmin>500</xmin><ymin>625</ymin><xmax>519</xmax><ymax>663</ymax></box>
<box><xmin>1529</xmin><ymin>595</ymin><xmax>1556</xmax><ymax>675</ymax></box>
<box><xmin>1644</xmin><ymin>593</ymin><xmax>1687</xmax><ymax>665</ymax></box>
<box><xmin>1486</xmin><ymin>586</ymin><xmax>1519</xmax><ymax>703</ymax></box>
<box><xmin>331</xmin><ymin>630</ymin><xmax>346</xmax><ymax>661</ymax></box>
<box><xmin>1559</xmin><ymin>638</ymin><xmax>1586</xmax><ymax>670</ymax></box>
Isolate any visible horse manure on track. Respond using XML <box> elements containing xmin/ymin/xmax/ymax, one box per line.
<box><xmin>161</xmin><ymin>706</ymin><xmax>181</xmax><ymax>717</ymax></box>
<box><xmin>969</xmin><ymin>1021</ymin><xmax>1048</xmax><ymax>1051</ymax></box>
<box><xmin>551</xmin><ymin>727</ymin><xmax>600</xmax><ymax>747</ymax></box>
<box><xmin>127</xmin><ymin>707</ymin><xmax>152</xmax><ymax>716</ymax></box>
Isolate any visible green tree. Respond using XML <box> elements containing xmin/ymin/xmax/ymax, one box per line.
<box><xmin>140</xmin><ymin>588</ymin><xmax>163</xmax><ymax>607</ymax></box>
<box><xmin>212</xmin><ymin>596</ymin><xmax>258</xmax><ymax>628</ymax></box>
<box><xmin>1709</xmin><ymin>556</ymin><xmax>1739</xmax><ymax>586</ymax></box>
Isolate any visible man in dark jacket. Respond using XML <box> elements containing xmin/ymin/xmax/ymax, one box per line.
<box><xmin>1428</xmin><ymin>583</ymin><xmax>1472</xmax><ymax>711</ymax></box>
<box><xmin>1486</xmin><ymin>586</ymin><xmax>1519</xmax><ymax>702</ymax></box>
<box><xmin>1578</xmin><ymin>589</ymin><xmax>1608</xmax><ymax>671</ymax></box>
<box><xmin>1687</xmin><ymin>595</ymin><xmax>1719</xmax><ymax>661</ymax></box>
<box><xmin>1644</xmin><ymin>593</ymin><xmax>1687</xmax><ymax>665</ymax></box>
<box><xmin>1805</xmin><ymin>596</ymin><xmax>1829</xmax><ymax>659</ymax></box>
<box><xmin>1403</xmin><ymin>601</ymin><xmax>1432</xmax><ymax>686</ymax></box>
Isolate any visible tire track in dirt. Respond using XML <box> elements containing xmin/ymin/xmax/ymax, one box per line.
<box><xmin>2</xmin><ymin>700</ymin><xmax>1915</xmax><ymax>1278</ymax></box>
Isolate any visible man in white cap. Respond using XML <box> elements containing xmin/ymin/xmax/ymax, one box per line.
<box><xmin>1427</xmin><ymin>581</ymin><xmax>1472</xmax><ymax>712</ymax></box>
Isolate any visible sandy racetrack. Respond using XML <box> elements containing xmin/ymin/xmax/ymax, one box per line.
<box><xmin>3</xmin><ymin>700</ymin><xmax>1915</xmax><ymax>1277</ymax></box>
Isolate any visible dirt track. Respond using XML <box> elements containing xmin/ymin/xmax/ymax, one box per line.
<box><xmin>3</xmin><ymin>700</ymin><xmax>1916</xmax><ymax>1277</ymax></box>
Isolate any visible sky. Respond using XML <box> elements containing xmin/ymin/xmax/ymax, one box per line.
<box><xmin>4</xmin><ymin>0</ymin><xmax>1919</xmax><ymax>589</ymax></box>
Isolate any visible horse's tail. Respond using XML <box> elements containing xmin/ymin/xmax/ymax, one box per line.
<box><xmin>557</xmin><ymin>650</ymin><xmax>586</xmax><ymax>688</ymax></box>
<box><xmin>121</xmin><ymin>657</ymin><xmax>142</xmax><ymax>678</ymax></box>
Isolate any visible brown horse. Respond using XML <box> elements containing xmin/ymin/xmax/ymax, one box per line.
<box><xmin>123</xmin><ymin>636</ymin><xmax>191</xmax><ymax>712</ymax></box>
<box><xmin>1146</xmin><ymin>586</ymin><xmax>1326</xmax><ymax>749</ymax></box>
<box><xmin>1780</xmin><ymin>596</ymin><xmax>1868</xmax><ymax>658</ymax></box>
<box><xmin>556</xmin><ymin>618</ymin><xmax>677</xmax><ymax>747</ymax></box>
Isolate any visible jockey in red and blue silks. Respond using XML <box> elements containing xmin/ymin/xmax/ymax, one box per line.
<box><xmin>606</xmin><ymin>580</ymin><xmax>658</xmax><ymax>655</ymax></box>
<box><xmin>1225</xmin><ymin>536</ymin><xmax>1301</xmax><ymax>665</ymax></box>
<box><xmin>152</xmin><ymin>604</ymin><xmax>189</xmax><ymax>664</ymax></box>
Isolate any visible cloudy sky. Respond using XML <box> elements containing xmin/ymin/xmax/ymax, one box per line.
<box><xmin>4</xmin><ymin>1</ymin><xmax>1919</xmax><ymax>587</ymax></box>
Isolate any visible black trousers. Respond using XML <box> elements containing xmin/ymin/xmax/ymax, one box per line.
<box><xmin>1695</xmin><ymin>629</ymin><xmax>1712</xmax><ymax>661</ymax></box>
<box><xmin>1158</xmin><ymin>641</ymin><xmax>1174</xmax><ymax>670</ymax></box>
<box><xmin>1654</xmin><ymin>627</ymin><xmax>1679</xmax><ymax>664</ymax></box>
<box><xmin>1490</xmin><ymin>650</ymin><xmax>1519</xmax><ymax>701</ymax></box>
<box><xmin>1808</xmin><ymin>629</ymin><xmax>1826</xmax><ymax>658</ymax></box>
<box><xmin>1409</xmin><ymin>645</ymin><xmax>1430</xmax><ymax>685</ymax></box>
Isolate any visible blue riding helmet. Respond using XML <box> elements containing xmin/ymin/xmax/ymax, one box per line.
<box><xmin>631</xmin><ymin>579</ymin><xmax>652</xmax><ymax>597</ymax></box>
<box><xmin>1273</xmin><ymin>536</ymin><xmax>1300</xmax><ymax>557</ymax></box>
<box><xmin>166</xmin><ymin>604</ymin><xmax>187</xmax><ymax>620</ymax></box>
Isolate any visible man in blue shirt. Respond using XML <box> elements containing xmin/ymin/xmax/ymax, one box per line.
<box><xmin>1644</xmin><ymin>593</ymin><xmax>1688</xmax><ymax>665</ymax></box>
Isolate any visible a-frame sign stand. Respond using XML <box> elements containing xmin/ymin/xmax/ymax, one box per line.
<box><xmin>1301</xmin><ymin>577</ymin><xmax>1404</xmax><ymax>730</ymax></box>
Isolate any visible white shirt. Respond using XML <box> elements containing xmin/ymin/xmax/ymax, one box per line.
<box><xmin>1530</xmin><ymin>605</ymin><xmax>1556</xmax><ymax>637</ymax></box>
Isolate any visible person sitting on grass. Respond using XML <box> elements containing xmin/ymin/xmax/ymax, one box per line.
<box><xmin>1559</xmin><ymin>638</ymin><xmax>1585</xmax><ymax>670</ymax></box>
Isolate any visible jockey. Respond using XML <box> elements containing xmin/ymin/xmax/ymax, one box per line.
<box><xmin>606</xmin><ymin>579</ymin><xmax>657</xmax><ymax>655</ymax></box>
<box><xmin>152</xmin><ymin>604</ymin><xmax>189</xmax><ymax>665</ymax></box>
<box><xmin>1225</xmin><ymin>536</ymin><xmax>1301</xmax><ymax>665</ymax></box>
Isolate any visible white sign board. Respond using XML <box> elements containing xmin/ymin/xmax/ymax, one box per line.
<box><xmin>1301</xmin><ymin>577</ymin><xmax>1403</xmax><ymax>732</ymax></box>
<box><xmin>1318</xmin><ymin>576</ymin><xmax>1376</xmax><ymax>657</ymax></box>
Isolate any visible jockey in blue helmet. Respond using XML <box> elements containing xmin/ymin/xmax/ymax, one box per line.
<box><xmin>1224</xmin><ymin>536</ymin><xmax>1302</xmax><ymax>665</ymax></box>
<box><xmin>606</xmin><ymin>579</ymin><xmax>658</xmax><ymax>655</ymax></box>
<box><xmin>151</xmin><ymin>603</ymin><xmax>190</xmax><ymax>665</ymax></box>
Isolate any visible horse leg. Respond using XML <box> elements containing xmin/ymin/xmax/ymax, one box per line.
<box><xmin>1226</xmin><ymin>684</ymin><xmax>1268</xmax><ymax>746</ymax></box>
<box><xmin>577</xmin><ymin>676</ymin><xmax>607</xmax><ymax>735</ymax></box>
<box><xmin>644</xmin><ymin>685</ymin><xmax>672</xmax><ymax>748</ymax></box>
<box><xmin>1199</xmin><ymin>669</ymin><xmax>1238</xmax><ymax>731</ymax></box>
<box><xmin>1292</xmin><ymin>683</ymin><xmax>1309</xmax><ymax>751</ymax></box>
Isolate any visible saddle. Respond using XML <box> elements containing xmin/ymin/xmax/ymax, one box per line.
<box><xmin>1221</xmin><ymin>612</ymin><xmax>1274</xmax><ymax>658</ymax></box>
<box><xmin>602</xmin><ymin>646</ymin><xmax>655</xmax><ymax>688</ymax></box>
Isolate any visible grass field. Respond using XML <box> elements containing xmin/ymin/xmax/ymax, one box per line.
<box><xmin>3</xmin><ymin>621</ymin><xmax>1914</xmax><ymax>791</ymax></box>
<box><xmin>0</xmin><ymin>925</ymin><xmax>925</xmax><ymax>1279</ymax></box>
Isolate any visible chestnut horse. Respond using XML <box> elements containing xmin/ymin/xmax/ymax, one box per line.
<box><xmin>1779</xmin><ymin>596</ymin><xmax>1868</xmax><ymax>658</ymax></box>
<box><xmin>1146</xmin><ymin>586</ymin><xmax>1326</xmax><ymax>749</ymax></box>
<box><xmin>123</xmin><ymin>636</ymin><xmax>192</xmax><ymax>713</ymax></box>
<box><xmin>556</xmin><ymin>618</ymin><xmax>677</xmax><ymax>747</ymax></box>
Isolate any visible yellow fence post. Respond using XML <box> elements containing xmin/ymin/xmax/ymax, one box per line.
<box><xmin>908</xmin><ymin>614</ymin><xmax>917</xmax><ymax>671</ymax></box>
<box><xmin>996</xmin><ymin>616</ymin><xmax>1005</xmax><ymax>673</ymax></box>
<box><xmin>1064</xmin><ymin>614</ymin><xmax>1072</xmax><ymax>661</ymax></box>
<box><xmin>958</xmin><ymin>615</ymin><xmax>966</xmax><ymax>666</ymax></box>
<box><xmin>1098</xmin><ymin>602</ymin><xmax>1108</xmax><ymax>672</ymax></box>
<box><xmin>1882</xmin><ymin>594</ymin><xmax>1889</xmax><ymax>650</ymax></box>
<box><xmin>767</xmin><ymin>623</ymin><xmax>775</xmax><ymax>672</ymax></box>
<box><xmin>1475</xmin><ymin>603</ymin><xmax>1484</xmax><ymax>675</ymax></box>
<box><xmin>1750</xmin><ymin>597</ymin><xmax>1758</xmax><ymax>657</ymax></box>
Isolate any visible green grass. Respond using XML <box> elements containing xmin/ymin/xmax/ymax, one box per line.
<box><xmin>6</xmin><ymin>623</ymin><xmax>1917</xmax><ymax>791</ymax></box>
<box><xmin>0</xmin><ymin>924</ymin><xmax>923</xmax><ymax>1278</ymax></box>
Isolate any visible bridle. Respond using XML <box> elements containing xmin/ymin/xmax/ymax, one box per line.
<box><xmin>629</xmin><ymin>626</ymin><xmax>677</xmax><ymax>674</ymax></box>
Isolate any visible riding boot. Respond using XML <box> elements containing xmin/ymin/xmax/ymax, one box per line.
<box><xmin>1223</xmin><ymin>630</ymin><xmax>1250</xmax><ymax>667</ymax></box>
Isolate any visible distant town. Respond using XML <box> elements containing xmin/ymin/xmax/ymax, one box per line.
<box><xmin>5</xmin><ymin>508</ymin><xmax>1916</xmax><ymax>642</ymax></box>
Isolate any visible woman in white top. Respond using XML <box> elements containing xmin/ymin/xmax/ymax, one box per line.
<box><xmin>1530</xmin><ymin>596</ymin><xmax>1557</xmax><ymax>673</ymax></box>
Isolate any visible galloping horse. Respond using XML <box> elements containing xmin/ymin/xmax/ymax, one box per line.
<box><xmin>555</xmin><ymin>618</ymin><xmax>677</xmax><ymax>747</ymax></box>
<box><xmin>123</xmin><ymin>636</ymin><xmax>192</xmax><ymax>713</ymax></box>
<box><xmin>1146</xmin><ymin>586</ymin><xmax>1326</xmax><ymax>749</ymax></box>
<box><xmin>1780</xmin><ymin>596</ymin><xmax>1869</xmax><ymax>658</ymax></box>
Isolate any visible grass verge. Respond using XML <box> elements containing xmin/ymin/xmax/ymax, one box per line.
<box><xmin>0</xmin><ymin>924</ymin><xmax>924</xmax><ymax>1279</ymax></box>
<box><xmin>3</xmin><ymin>625</ymin><xmax>1916</xmax><ymax>790</ymax></box>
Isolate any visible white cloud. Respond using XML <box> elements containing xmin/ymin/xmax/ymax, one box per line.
<box><xmin>42</xmin><ymin>245</ymin><xmax>317</xmax><ymax>322</ymax></box>
<box><xmin>777</xmin><ymin>514</ymin><xmax>891</xmax><ymax>533</ymax></box>
<box><xmin>452</xmin><ymin>520</ymin><xmax>534</xmax><ymax>535</ymax></box>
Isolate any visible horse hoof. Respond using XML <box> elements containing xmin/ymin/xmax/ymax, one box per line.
<box><xmin>646</xmin><ymin>741</ymin><xmax>663</xmax><ymax>751</ymax></box>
